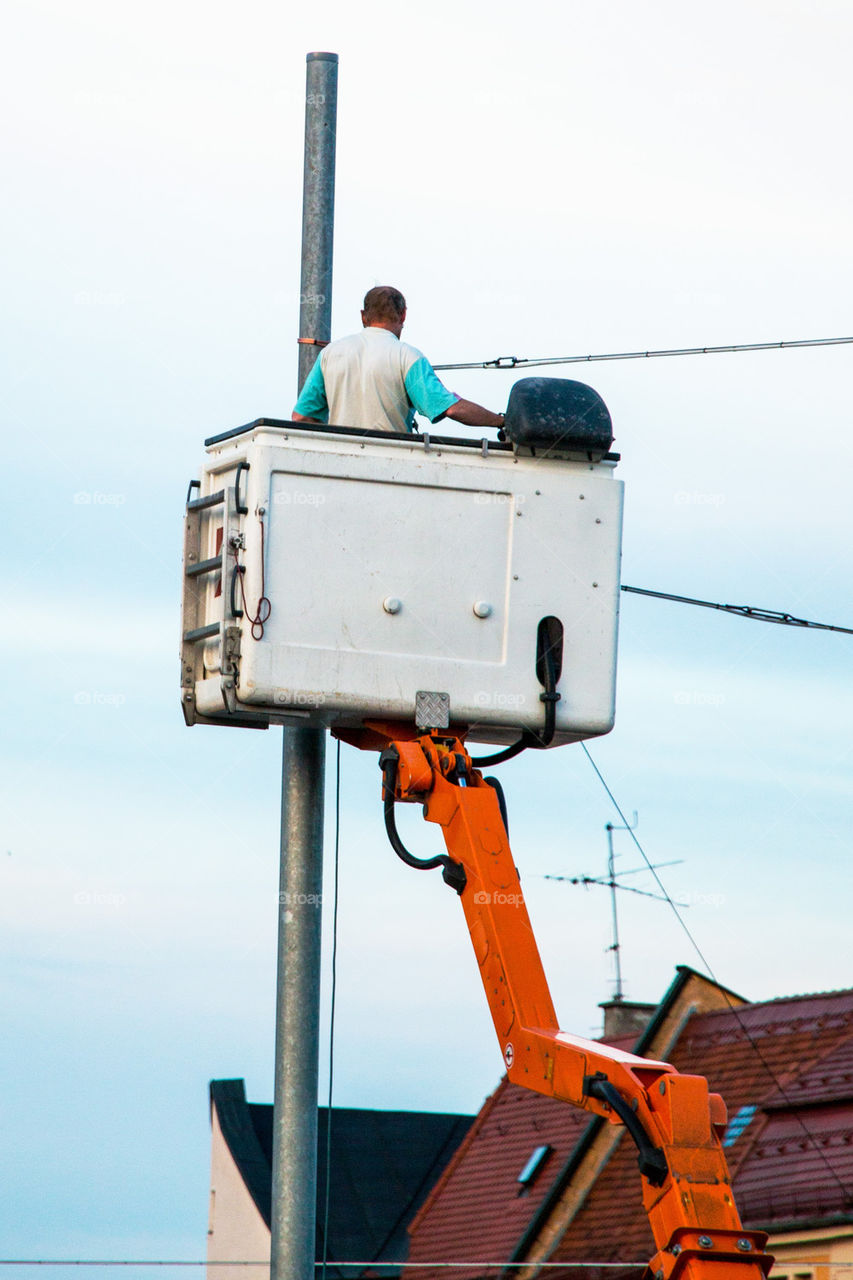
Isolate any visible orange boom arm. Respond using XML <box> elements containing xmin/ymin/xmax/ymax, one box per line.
<box><xmin>339</xmin><ymin>724</ymin><xmax>773</xmax><ymax>1280</ymax></box>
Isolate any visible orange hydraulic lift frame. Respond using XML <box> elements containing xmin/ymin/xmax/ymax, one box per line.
<box><xmin>336</xmin><ymin>722</ymin><xmax>774</xmax><ymax>1280</ymax></box>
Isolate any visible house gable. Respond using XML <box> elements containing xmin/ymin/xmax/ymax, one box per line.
<box><xmin>209</xmin><ymin>1079</ymin><xmax>473</xmax><ymax>1278</ymax></box>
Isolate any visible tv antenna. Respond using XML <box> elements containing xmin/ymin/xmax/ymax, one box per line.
<box><xmin>544</xmin><ymin>814</ymin><xmax>683</xmax><ymax>1001</ymax></box>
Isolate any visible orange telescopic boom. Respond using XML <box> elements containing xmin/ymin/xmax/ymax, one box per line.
<box><xmin>337</xmin><ymin>722</ymin><xmax>773</xmax><ymax>1280</ymax></box>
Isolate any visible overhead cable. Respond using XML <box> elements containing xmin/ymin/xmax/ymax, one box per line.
<box><xmin>580</xmin><ymin>743</ymin><xmax>852</xmax><ymax>1204</ymax></box>
<box><xmin>0</xmin><ymin>1263</ymin><xmax>668</xmax><ymax>1271</ymax></box>
<box><xmin>621</xmin><ymin>585</ymin><xmax>853</xmax><ymax>636</ymax></box>
<box><xmin>434</xmin><ymin>333</ymin><xmax>853</xmax><ymax>372</ymax></box>
<box><xmin>2</xmin><ymin>1263</ymin><xmax>851</xmax><ymax>1271</ymax></box>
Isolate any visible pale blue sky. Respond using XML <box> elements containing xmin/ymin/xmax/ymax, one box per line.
<box><xmin>2</xmin><ymin>0</ymin><xmax>852</xmax><ymax>1273</ymax></box>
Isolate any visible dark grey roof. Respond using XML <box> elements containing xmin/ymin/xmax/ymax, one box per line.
<box><xmin>210</xmin><ymin>1079</ymin><xmax>473</xmax><ymax>1277</ymax></box>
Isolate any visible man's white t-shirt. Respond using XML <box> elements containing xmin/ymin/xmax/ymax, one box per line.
<box><xmin>293</xmin><ymin>327</ymin><xmax>458</xmax><ymax>433</ymax></box>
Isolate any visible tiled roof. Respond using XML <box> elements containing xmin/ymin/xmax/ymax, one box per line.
<box><xmin>763</xmin><ymin>1032</ymin><xmax>853</xmax><ymax>1110</ymax></box>
<box><xmin>404</xmin><ymin>1078</ymin><xmax>590</xmax><ymax>1280</ymax></box>
<box><xmin>734</xmin><ymin>1103</ymin><xmax>853</xmax><ymax>1226</ymax></box>
<box><xmin>405</xmin><ymin>980</ymin><xmax>853</xmax><ymax>1280</ymax></box>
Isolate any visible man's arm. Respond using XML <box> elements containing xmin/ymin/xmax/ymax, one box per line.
<box><xmin>292</xmin><ymin>411</ymin><xmax>325</xmax><ymax>424</ymax></box>
<box><xmin>404</xmin><ymin>355</ymin><xmax>504</xmax><ymax>430</ymax></box>
<box><xmin>443</xmin><ymin>398</ymin><xmax>505</xmax><ymax>429</ymax></box>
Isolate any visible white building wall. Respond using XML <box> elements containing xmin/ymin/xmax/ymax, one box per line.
<box><xmin>207</xmin><ymin>1102</ymin><xmax>271</xmax><ymax>1280</ymax></box>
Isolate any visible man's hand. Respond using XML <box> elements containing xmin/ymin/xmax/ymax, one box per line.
<box><xmin>443</xmin><ymin>398</ymin><xmax>505</xmax><ymax>429</ymax></box>
<box><xmin>291</xmin><ymin>411</ymin><xmax>324</xmax><ymax>424</ymax></box>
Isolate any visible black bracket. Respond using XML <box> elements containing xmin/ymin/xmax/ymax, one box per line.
<box><xmin>235</xmin><ymin>461</ymin><xmax>250</xmax><ymax>515</ymax></box>
<box><xmin>584</xmin><ymin>1073</ymin><xmax>669</xmax><ymax>1187</ymax></box>
<box><xmin>230</xmin><ymin>564</ymin><xmax>245</xmax><ymax>619</ymax></box>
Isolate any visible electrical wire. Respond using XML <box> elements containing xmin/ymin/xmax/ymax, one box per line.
<box><xmin>433</xmin><ymin>333</ymin><xmax>853</xmax><ymax>372</ymax></box>
<box><xmin>579</xmin><ymin>742</ymin><xmax>852</xmax><ymax>1205</ymax></box>
<box><xmin>232</xmin><ymin>512</ymin><xmax>272</xmax><ymax>641</ymax></box>
<box><xmin>320</xmin><ymin>739</ymin><xmax>342</xmax><ymax>1280</ymax></box>
<box><xmin>1</xmin><ymin>1263</ymin><xmax>850</xmax><ymax>1271</ymax></box>
<box><xmin>0</xmin><ymin>1262</ymin><xmax>657</xmax><ymax>1270</ymax></box>
<box><xmin>621</xmin><ymin>585</ymin><xmax>853</xmax><ymax>636</ymax></box>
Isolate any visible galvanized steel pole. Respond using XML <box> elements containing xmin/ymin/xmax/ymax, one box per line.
<box><xmin>297</xmin><ymin>52</ymin><xmax>338</xmax><ymax>391</ymax></box>
<box><xmin>270</xmin><ymin>51</ymin><xmax>337</xmax><ymax>1280</ymax></box>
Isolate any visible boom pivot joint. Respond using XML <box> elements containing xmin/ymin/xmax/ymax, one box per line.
<box><xmin>585</xmin><ymin>1072</ymin><xmax>668</xmax><ymax>1186</ymax></box>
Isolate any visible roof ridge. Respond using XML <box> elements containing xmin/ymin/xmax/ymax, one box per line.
<box><xmin>315</xmin><ymin>1104</ymin><xmax>474</xmax><ymax>1120</ymax></box>
<box><xmin>689</xmin><ymin>989</ymin><xmax>853</xmax><ymax>1026</ymax></box>
<box><xmin>740</xmin><ymin>987</ymin><xmax>853</xmax><ymax>1008</ymax></box>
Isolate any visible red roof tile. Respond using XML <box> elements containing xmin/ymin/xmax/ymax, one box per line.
<box><xmin>764</xmin><ymin>1032</ymin><xmax>853</xmax><ymax>1110</ymax></box>
<box><xmin>405</xmin><ymin>1079</ymin><xmax>589</xmax><ymax>1280</ymax></box>
<box><xmin>734</xmin><ymin>1103</ymin><xmax>853</xmax><ymax>1226</ymax></box>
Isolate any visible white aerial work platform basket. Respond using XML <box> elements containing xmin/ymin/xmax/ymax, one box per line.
<box><xmin>180</xmin><ymin>378</ymin><xmax>624</xmax><ymax>747</ymax></box>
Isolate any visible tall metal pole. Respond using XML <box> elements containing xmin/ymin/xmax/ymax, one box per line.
<box><xmin>270</xmin><ymin>51</ymin><xmax>338</xmax><ymax>1280</ymax></box>
<box><xmin>296</xmin><ymin>52</ymin><xmax>338</xmax><ymax>391</ymax></box>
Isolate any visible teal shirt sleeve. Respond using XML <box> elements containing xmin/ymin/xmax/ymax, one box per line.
<box><xmin>404</xmin><ymin>356</ymin><xmax>459</xmax><ymax>424</ymax></box>
<box><xmin>292</xmin><ymin>356</ymin><xmax>329</xmax><ymax>422</ymax></box>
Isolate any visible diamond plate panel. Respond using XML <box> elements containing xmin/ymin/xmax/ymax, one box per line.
<box><xmin>415</xmin><ymin>691</ymin><xmax>450</xmax><ymax>730</ymax></box>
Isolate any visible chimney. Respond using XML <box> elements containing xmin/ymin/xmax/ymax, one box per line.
<box><xmin>599</xmin><ymin>998</ymin><xmax>657</xmax><ymax>1041</ymax></box>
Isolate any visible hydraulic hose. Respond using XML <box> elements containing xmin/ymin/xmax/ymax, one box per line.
<box><xmin>379</xmin><ymin>752</ymin><xmax>466</xmax><ymax>894</ymax></box>
<box><xmin>470</xmin><ymin>636</ymin><xmax>560</xmax><ymax>768</ymax></box>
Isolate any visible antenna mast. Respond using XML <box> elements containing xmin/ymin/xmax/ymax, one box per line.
<box><xmin>545</xmin><ymin>815</ymin><xmax>682</xmax><ymax>1002</ymax></box>
<box><xmin>604</xmin><ymin>813</ymin><xmax>639</xmax><ymax>1000</ymax></box>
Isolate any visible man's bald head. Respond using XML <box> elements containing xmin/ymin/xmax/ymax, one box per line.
<box><xmin>362</xmin><ymin>286</ymin><xmax>407</xmax><ymax>332</ymax></box>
